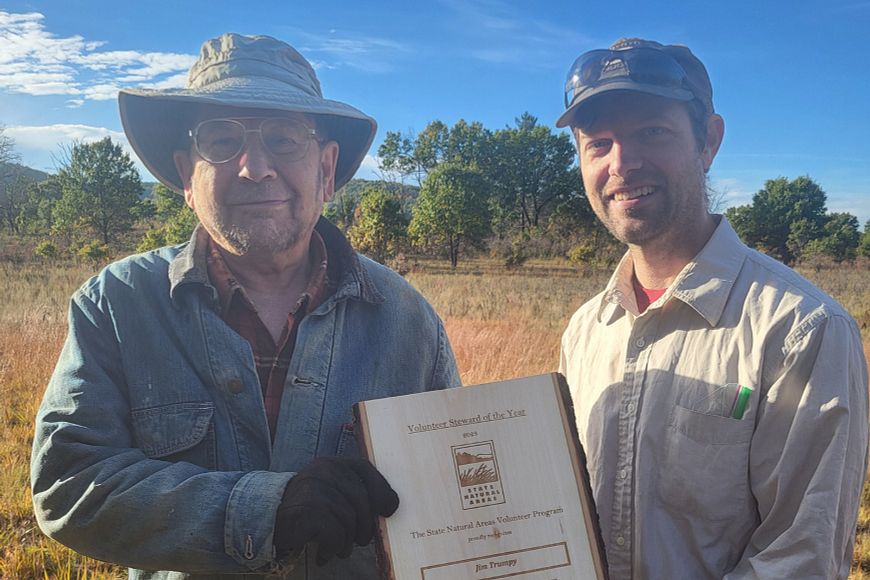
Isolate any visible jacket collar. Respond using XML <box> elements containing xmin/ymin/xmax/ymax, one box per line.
<box><xmin>169</xmin><ymin>217</ymin><xmax>384</xmax><ymax>307</ymax></box>
<box><xmin>596</xmin><ymin>216</ymin><xmax>746</xmax><ymax>327</ymax></box>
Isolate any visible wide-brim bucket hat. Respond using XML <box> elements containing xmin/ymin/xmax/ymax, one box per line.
<box><xmin>119</xmin><ymin>33</ymin><xmax>376</xmax><ymax>192</ymax></box>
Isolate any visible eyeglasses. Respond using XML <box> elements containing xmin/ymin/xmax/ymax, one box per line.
<box><xmin>564</xmin><ymin>47</ymin><xmax>691</xmax><ymax>109</ymax></box>
<box><xmin>189</xmin><ymin>117</ymin><xmax>321</xmax><ymax>164</ymax></box>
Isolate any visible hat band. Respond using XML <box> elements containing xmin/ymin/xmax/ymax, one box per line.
<box><xmin>191</xmin><ymin>58</ymin><xmax>321</xmax><ymax>98</ymax></box>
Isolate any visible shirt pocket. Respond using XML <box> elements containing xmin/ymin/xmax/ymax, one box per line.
<box><xmin>131</xmin><ymin>401</ymin><xmax>217</xmax><ymax>469</ymax></box>
<box><xmin>657</xmin><ymin>405</ymin><xmax>755</xmax><ymax>521</ymax></box>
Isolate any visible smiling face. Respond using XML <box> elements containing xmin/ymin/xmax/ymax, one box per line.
<box><xmin>573</xmin><ymin>92</ymin><xmax>723</xmax><ymax>250</ymax></box>
<box><xmin>173</xmin><ymin>106</ymin><xmax>338</xmax><ymax>257</ymax></box>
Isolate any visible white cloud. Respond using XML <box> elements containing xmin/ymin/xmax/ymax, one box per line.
<box><xmin>0</xmin><ymin>10</ymin><xmax>195</xmax><ymax>100</ymax></box>
<box><xmin>81</xmin><ymin>83</ymin><xmax>123</xmax><ymax>101</ymax></box>
<box><xmin>6</xmin><ymin>124</ymin><xmax>151</xmax><ymax>178</ymax></box>
<box><xmin>288</xmin><ymin>28</ymin><xmax>409</xmax><ymax>74</ymax></box>
<box><xmin>136</xmin><ymin>72</ymin><xmax>188</xmax><ymax>91</ymax></box>
<box><xmin>357</xmin><ymin>154</ymin><xmax>382</xmax><ymax>180</ymax></box>
<box><xmin>437</xmin><ymin>0</ymin><xmax>591</xmax><ymax>66</ymax></box>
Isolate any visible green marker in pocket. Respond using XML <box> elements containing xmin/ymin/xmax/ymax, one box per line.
<box><xmin>729</xmin><ymin>385</ymin><xmax>754</xmax><ymax>419</ymax></box>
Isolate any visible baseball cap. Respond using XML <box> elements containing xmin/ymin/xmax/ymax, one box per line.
<box><xmin>556</xmin><ymin>38</ymin><xmax>714</xmax><ymax>128</ymax></box>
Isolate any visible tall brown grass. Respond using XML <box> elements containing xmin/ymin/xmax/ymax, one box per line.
<box><xmin>1</xmin><ymin>255</ymin><xmax>868</xmax><ymax>578</ymax></box>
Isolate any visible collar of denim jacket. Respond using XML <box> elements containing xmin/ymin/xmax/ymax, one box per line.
<box><xmin>167</xmin><ymin>217</ymin><xmax>385</xmax><ymax>307</ymax></box>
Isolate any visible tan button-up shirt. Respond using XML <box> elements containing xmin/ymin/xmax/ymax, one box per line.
<box><xmin>560</xmin><ymin>218</ymin><xmax>868</xmax><ymax>579</ymax></box>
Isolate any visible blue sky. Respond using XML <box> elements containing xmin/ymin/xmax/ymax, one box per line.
<box><xmin>1</xmin><ymin>1</ymin><xmax>868</xmax><ymax>226</ymax></box>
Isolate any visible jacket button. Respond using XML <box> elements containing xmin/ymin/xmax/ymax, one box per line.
<box><xmin>227</xmin><ymin>378</ymin><xmax>244</xmax><ymax>394</ymax></box>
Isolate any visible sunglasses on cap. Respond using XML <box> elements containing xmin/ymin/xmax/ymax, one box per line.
<box><xmin>563</xmin><ymin>47</ymin><xmax>694</xmax><ymax>110</ymax></box>
<box><xmin>189</xmin><ymin>117</ymin><xmax>322</xmax><ymax>165</ymax></box>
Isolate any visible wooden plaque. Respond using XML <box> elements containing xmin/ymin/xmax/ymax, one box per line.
<box><xmin>353</xmin><ymin>373</ymin><xmax>608</xmax><ymax>580</ymax></box>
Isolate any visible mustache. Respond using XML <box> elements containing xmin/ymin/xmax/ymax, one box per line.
<box><xmin>603</xmin><ymin>177</ymin><xmax>653</xmax><ymax>194</ymax></box>
<box><xmin>225</xmin><ymin>184</ymin><xmax>291</xmax><ymax>205</ymax></box>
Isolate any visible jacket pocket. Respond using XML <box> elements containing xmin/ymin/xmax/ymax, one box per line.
<box><xmin>657</xmin><ymin>405</ymin><xmax>755</xmax><ymax>521</ymax></box>
<box><xmin>131</xmin><ymin>402</ymin><xmax>217</xmax><ymax>469</ymax></box>
<box><xmin>335</xmin><ymin>423</ymin><xmax>359</xmax><ymax>457</ymax></box>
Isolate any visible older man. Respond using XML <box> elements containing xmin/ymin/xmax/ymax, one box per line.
<box><xmin>558</xmin><ymin>38</ymin><xmax>868</xmax><ymax>579</ymax></box>
<box><xmin>31</xmin><ymin>33</ymin><xmax>460</xmax><ymax>579</ymax></box>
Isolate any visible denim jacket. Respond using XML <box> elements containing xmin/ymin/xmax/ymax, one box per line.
<box><xmin>31</xmin><ymin>219</ymin><xmax>460</xmax><ymax>579</ymax></box>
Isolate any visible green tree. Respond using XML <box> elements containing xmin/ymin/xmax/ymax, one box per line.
<box><xmin>54</xmin><ymin>137</ymin><xmax>143</xmax><ymax>245</ymax></box>
<box><xmin>347</xmin><ymin>185</ymin><xmax>408</xmax><ymax>263</ymax></box>
<box><xmin>544</xmin><ymin>191</ymin><xmax>623</xmax><ymax>265</ymax></box>
<box><xmin>0</xmin><ymin>125</ymin><xmax>23</xmax><ymax>233</ymax></box>
<box><xmin>377</xmin><ymin>122</ymin><xmax>451</xmax><ymax>186</ymax></box>
<box><xmin>137</xmin><ymin>184</ymin><xmax>198</xmax><ymax>251</ymax></box>
<box><xmin>0</xmin><ymin>173</ymin><xmax>32</xmax><ymax>234</ymax></box>
<box><xmin>414</xmin><ymin>120</ymin><xmax>449</xmax><ymax>176</ymax></box>
<box><xmin>786</xmin><ymin>217</ymin><xmax>823</xmax><ymax>262</ymax></box>
<box><xmin>858</xmin><ymin>220</ymin><xmax>870</xmax><ymax>258</ymax></box>
<box><xmin>377</xmin><ymin>130</ymin><xmax>417</xmax><ymax>184</ymax></box>
<box><xmin>722</xmin><ymin>204</ymin><xmax>759</xmax><ymax>246</ymax></box>
<box><xmin>409</xmin><ymin>163</ymin><xmax>490</xmax><ymax>267</ymax></box>
<box><xmin>378</xmin><ymin>116</ymin><xmax>581</xmax><ymax>250</ymax></box>
<box><xmin>801</xmin><ymin>212</ymin><xmax>861</xmax><ymax>262</ymax></box>
<box><xmin>488</xmin><ymin>116</ymin><xmax>580</xmax><ymax>235</ymax></box>
<box><xmin>444</xmin><ymin>120</ymin><xmax>492</xmax><ymax>169</ymax></box>
<box><xmin>378</xmin><ymin>120</ymin><xmax>491</xmax><ymax>187</ymax></box>
<box><xmin>726</xmin><ymin>176</ymin><xmax>828</xmax><ymax>264</ymax></box>
<box><xmin>152</xmin><ymin>183</ymin><xmax>186</xmax><ymax>221</ymax></box>
<box><xmin>18</xmin><ymin>176</ymin><xmax>62</xmax><ymax>235</ymax></box>
<box><xmin>324</xmin><ymin>183</ymin><xmax>363</xmax><ymax>231</ymax></box>
<box><xmin>0</xmin><ymin>124</ymin><xmax>18</xmax><ymax>169</ymax></box>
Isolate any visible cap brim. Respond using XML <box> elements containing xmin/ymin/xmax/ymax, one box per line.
<box><xmin>119</xmin><ymin>75</ymin><xmax>376</xmax><ymax>193</ymax></box>
<box><xmin>555</xmin><ymin>81</ymin><xmax>695</xmax><ymax>128</ymax></box>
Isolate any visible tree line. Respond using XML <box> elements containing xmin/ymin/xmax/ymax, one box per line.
<box><xmin>338</xmin><ymin>112</ymin><xmax>617</xmax><ymax>267</ymax></box>
<box><xmin>1</xmin><ymin>122</ymin><xmax>868</xmax><ymax>267</ymax></box>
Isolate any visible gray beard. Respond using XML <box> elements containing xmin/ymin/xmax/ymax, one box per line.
<box><xmin>217</xmin><ymin>220</ymin><xmax>303</xmax><ymax>256</ymax></box>
<box><xmin>211</xmin><ymin>166</ymin><xmax>322</xmax><ymax>256</ymax></box>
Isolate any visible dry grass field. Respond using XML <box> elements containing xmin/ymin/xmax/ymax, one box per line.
<box><xmin>0</xmin><ymin>254</ymin><xmax>868</xmax><ymax>578</ymax></box>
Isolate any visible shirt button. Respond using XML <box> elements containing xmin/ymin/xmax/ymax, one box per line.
<box><xmin>626</xmin><ymin>403</ymin><xmax>636</xmax><ymax>414</ymax></box>
<box><xmin>635</xmin><ymin>337</ymin><xmax>646</xmax><ymax>348</ymax></box>
<box><xmin>618</xmin><ymin>469</ymin><xmax>627</xmax><ymax>480</ymax></box>
<box><xmin>227</xmin><ymin>378</ymin><xmax>244</xmax><ymax>394</ymax></box>
<box><xmin>615</xmin><ymin>536</ymin><xmax>625</xmax><ymax>546</ymax></box>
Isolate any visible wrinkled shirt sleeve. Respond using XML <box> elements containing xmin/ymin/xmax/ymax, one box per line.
<box><xmin>30</xmin><ymin>286</ymin><xmax>292</xmax><ymax>574</ymax></box>
<box><xmin>725</xmin><ymin>312</ymin><xmax>869</xmax><ymax>580</ymax></box>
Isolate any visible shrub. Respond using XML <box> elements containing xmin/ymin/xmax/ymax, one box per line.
<box><xmin>34</xmin><ymin>240</ymin><xmax>58</xmax><ymax>260</ymax></box>
<box><xmin>567</xmin><ymin>244</ymin><xmax>595</xmax><ymax>266</ymax></box>
<box><xmin>137</xmin><ymin>229</ymin><xmax>168</xmax><ymax>253</ymax></box>
<box><xmin>385</xmin><ymin>253</ymin><xmax>411</xmax><ymax>277</ymax></box>
<box><xmin>77</xmin><ymin>241</ymin><xmax>109</xmax><ymax>262</ymax></box>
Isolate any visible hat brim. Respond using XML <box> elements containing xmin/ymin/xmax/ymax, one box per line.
<box><xmin>119</xmin><ymin>75</ymin><xmax>376</xmax><ymax>193</ymax></box>
<box><xmin>555</xmin><ymin>81</ymin><xmax>695</xmax><ymax>128</ymax></box>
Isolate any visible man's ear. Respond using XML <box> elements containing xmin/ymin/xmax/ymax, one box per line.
<box><xmin>702</xmin><ymin>114</ymin><xmax>725</xmax><ymax>173</ymax></box>
<box><xmin>173</xmin><ymin>150</ymin><xmax>196</xmax><ymax>209</ymax></box>
<box><xmin>319</xmin><ymin>141</ymin><xmax>339</xmax><ymax>203</ymax></box>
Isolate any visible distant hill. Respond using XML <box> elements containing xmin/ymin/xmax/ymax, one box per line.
<box><xmin>2</xmin><ymin>167</ymin><xmax>417</xmax><ymax>203</ymax></box>
<box><xmin>1</xmin><ymin>163</ymin><xmax>160</xmax><ymax>200</ymax></box>
<box><xmin>1</xmin><ymin>163</ymin><xmax>50</xmax><ymax>185</ymax></box>
<box><xmin>141</xmin><ymin>182</ymin><xmax>160</xmax><ymax>199</ymax></box>
<box><xmin>340</xmin><ymin>177</ymin><xmax>419</xmax><ymax>199</ymax></box>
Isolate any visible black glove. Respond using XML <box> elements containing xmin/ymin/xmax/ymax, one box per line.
<box><xmin>274</xmin><ymin>457</ymin><xmax>399</xmax><ymax>566</ymax></box>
